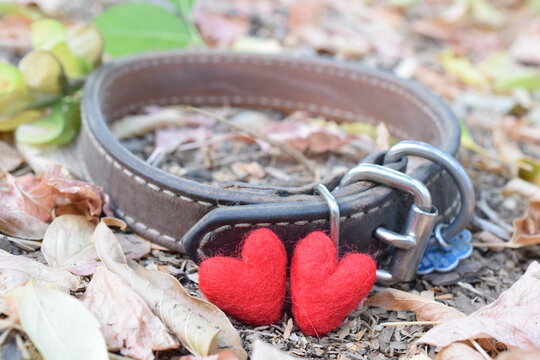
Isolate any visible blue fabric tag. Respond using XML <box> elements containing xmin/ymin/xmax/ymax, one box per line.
<box><xmin>417</xmin><ymin>229</ymin><xmax>473</xmax><ymax>275</ymax></box>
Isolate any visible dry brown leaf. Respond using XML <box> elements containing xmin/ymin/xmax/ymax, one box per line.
<box><xmin>14</xmin><ymin>164</ymin><xmax>104</xmax><ymax>222</ymax></box>
<box><xmin>93</xmin><ymin>221</ymin><xmax>247</xmax><ymax>359</ymax></box>
<box><xmin>116</xmin><ymin>233</ymin><xmax>152</xmax><ymax>260</ymax></box>
<box><xmin>435</xmin><ymin>342</ymin><xmax>484</xmax><ymax>360</ymax></box>
<box><xmin>179</xmin><ymin>351</ymin><xmax>240</xmax><ymax>360</ymax></box>
<box><xmin>417</xmin><ymin>261</ymin><xmax>540</xmax><ymax>350</ymax></box>
<box><xmin>496</xmin><ymin>347</ymin><xmax>540</xmax><ymax>360</ymax></box>
<box><xmin>263</xmin><ymin>119</ymin><xmax>356</xmax><ymax>154</ymax></box>
<box><xmin>194</xmin><ymin>12</ymin><xmax>250</xmax><ymax>46</ymax></box>
<box><xmin>0</xmin><ymin>177</ymin><xmax>49</xmax><ymax>239</ymax></box>
<box><xmin>250</xmin><ymin>340</ymin><xmax>298</xmax><ymax>360</ymax></box>
<box><xmin>366</xmin><ymin>288</ymin><xmax>465</xmax><ymax>322</ymax></box>
<box><xmin>0</xmin><ymin>141</ymin><xmax>23</xmax><ymax>173</ymax></box>
<box><xmin>510</xmin><ymin>201</ymin><xmax>540</xmax><ymax>248</ymax></box>
<box><xmin>0</xmin><ymin>249</ymin><xmax>80</xmax><ymax>294</ymax></box>
<box><xmin>41</xmin><ymin>215</ymin><xmax>98</xmax><ymax>276</ymax></box>
<box><xmin>503</xmin><ymin>178</ymin><xmax>540</xmax><ymax>202</ymax></box>
<box><xmin>82</xmin><ymin>266</ymin><xmax>178</xmax><ymax>360</ymax></box>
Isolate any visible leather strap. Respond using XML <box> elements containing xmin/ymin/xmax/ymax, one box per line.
<box><xmin>80</xmin><ymin>51</ymin><xmax>461</xmax><ymax>262</ymax></box>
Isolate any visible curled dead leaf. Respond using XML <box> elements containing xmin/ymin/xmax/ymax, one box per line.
<box><xmin>93</xmin><ymin>221</ymin><xmax>247</xmax><ymax>359</ymax></box>
<box><xmin>417</xmin><ymin>261</ymin><xmax>540</xmax><ymax>350</ymax></box>
<box><xmin>366</xmin><ymin>288</ymin><xmax>465</xmax><ymax>322</ymax></box>
<box><xmin>13</xmin><ymin>164</ymin><xmax>105</xmax><ymax>222</ymax></box>
<box><xmin>0</xmin><ymin>249</ymin><xmax>80</xmax><ymax>293</ymax></box>
<box><xmin>82</xmin><ymin>266</ymin><xmax>178</xmax><ymax>360</ymax></box>
<box><xmin>41</xmin><ymin>215</ymin><xmax>98</xmax><ymax>276</ymax></box>
<box><xmin>510</xmin><ymin>201</ymin><xmax>540</xmax><ymax>248</ymax></box>
<box><xmin>435</xmin><ymin>342</ymin><xmax>484</xmax><ymax>360</ymax></box>
<box><xmin>0</xmin><ymin>141</ymin><xmax>23</xmax><ymax>173</ymax></box>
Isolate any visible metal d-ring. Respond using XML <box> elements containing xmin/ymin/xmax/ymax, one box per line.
<box><xmin>339</xmin><ymin>163</ymin><xmax>439</xmax><ymax>283</ymax></box>
<box><xmin>315</xmin><ymin>183</ymin><xmax>340</xmax><ymax>256</ymax></box>
<box><xmin>383</xmin><ymin>140</ymin><xmax>475</xmax><ymax>248</ymax></box>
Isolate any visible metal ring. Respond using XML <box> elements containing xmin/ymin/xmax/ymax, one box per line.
<box><xmin>383</xmin><ymin>140</ymin><xmax>475</xmax><ymax>242</ymax></box>
<box><xmin>340</xmin><ymin>163</ymin><xmax>432</xmax><ymax>211</ymax></box>
<box><xmin>315</xmin><ymin>184</ymin><xmax>340</xmax><ymax>254</ymax></box>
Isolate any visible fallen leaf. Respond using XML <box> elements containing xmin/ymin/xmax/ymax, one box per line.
<box><xmin>41</xmin><ymin>215</ymin><xmax>98</xmax><ymax>276</ymax></box>
<box><xmin>0</xmin><ymin>197</ymin><xmax>48</xmax><ymax>239</ymax></box>
<box><xmin>408</xmin><ymin>354</ymin><xmax>433</xmax><ymax>360</ymax></box>
<box><xmin>93</xmin><ymin>221</ymin><xmax>247</xmax><ymax>359</ymax></box>
<box><xmin>180</xmin><ymin>351</ymin><xmax>240</xmax><ymax>360</ymax></box>
<box><xmin>503</xmin><ymin>178</ymin><xmax>540</xmax><ymax>201</ymax></box>
<box><xmin>366</xmin><ymin>288</ymin><xmax>465</xmax><ymax>322</ymax></box>
<box><xmin>0</xmin><ymin>141</ymin><xmax>22</xmax><ymax>173</ymax></box>
<box><xmin>511</xmin><ymin>19</ymin><xmax>540</xmax><ymax>66</ymax></box>
<box><xmin>82</xmin><ymin>266</ymin><xmax>178</xmax><ymax>360</ymax></box>
<box><xmin>116</xmin><ymin>233</ymin><xmax>152</xmax><ymax>260</ymax></box>
<box><xmin>111</xmin><ymin>108</ymin><xmax>186</xmax><ymax>140</ymax></box>
<box><xmin>14</xmin><ymin>164</ymin><xmax>104</xmax><ymax>222</ymax></box>
<box><xmin>417</xmin><ymin>261</ymin><xmax>540</xmax><ymax>350</ymax></box>
<box><xmin>264</xmin><ymin>119</ymin><xmax>357</xmax><ymax>154</ymax></box>
<box><xmin>509</xmin><ymin>201</ymin><xmax>540</xmax><ymax>248</ymax></box>
<box><xmin>502</xmin><ymin>117</ymin><xmax>540</xmax><ymax>148</ymax></box>
<box><xmin>496</xmin><ymin>347</ymin><xmax>540</xmax><ymax>360</ymax></box>
<box><xmin>8</xmin><ymin>280</ymin><xmax>108</xmax><ymax>360</ymax></box>
<box><xmin>435</xmin><ymin>342</ymin><xmax>484</xmax><ymax>360</ymax></box>
<box><xmin>0</xmin><ymin>267</ymin><xmax>30</xmax><ymax>296</ymax></box>
<box><xmin>0</xmin><ymin>249</ymin><xmax>79</xmax><ymax>293</ymax></box>
<box><xmin>251</xmin><ymin>340</ymin><xmax>297</xmax><ymax>360</ymax></box>
<box><xmin>194</xmin><ymin>12</ymin><xmax>250</xmax><ymax>46</ymax></box>
<box><xmin>439</xmin><ymin>50</ymin><xmax>488</xmax><ymax>88</ymax></box>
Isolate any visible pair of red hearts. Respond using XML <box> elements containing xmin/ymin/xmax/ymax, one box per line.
<box><xmin>199</xmin><ymin>228</ymin><xmax>377</xmax><ymax>336</ymax></box>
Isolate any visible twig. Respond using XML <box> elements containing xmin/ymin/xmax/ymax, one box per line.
<box><xmin>470</xmin><ymin>339</ymin><xmax>494</xmax><ymax>360</ymax></box>
<box><xmin>477</xmin><ymin>196</ymin><xmax>513</xmax><ymax>233</ymax></box>
<box><xmin>187</xmin><ymin>106</ymin><xmax>320</xmax><ymax>181</ymax></box>
<box><xmin>471</xmin><ymin>242</ymin><xmax>519</xmax><ymax>248</ymax></box>
<box><xmin>381</xmin><ymin>321</ymin><xmax>441</xmax><ymax>327</ymax></box>
<box><xmin>471</xmin><ymin>214</ymin><xmax>511</xmax><ymax>240</ymax></box>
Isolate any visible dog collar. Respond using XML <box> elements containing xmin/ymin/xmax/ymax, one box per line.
<box><xmin>80</xmin><ymin>51</ymin><xmax>473</xmax><ymax>284</ymax></box>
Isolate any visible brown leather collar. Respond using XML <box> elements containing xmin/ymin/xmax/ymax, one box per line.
<box><xmin>80</xmin><ymin>51</ymin><xmax>460</xmax><ymax>266</ymax></box>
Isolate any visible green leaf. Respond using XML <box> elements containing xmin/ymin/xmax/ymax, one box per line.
<box><xmin>50</xmin><ymin>42</ymin><xmax>86</xmax><ymax>79</ymax></box>
<box><xmin>0</xmin><ymin>63</ymin><xmax>30</xmax><ymax>116</ymax></box>
<box><xmin>31</xmin><ymin>19</ymin><xmax>66</xmax><ymax>51</ymax></box>
<box><xmin>495</xmin><ymin>70</ymin><xmax>540</xmax><ymax>91</ymax></box>
<box><xmin>18</xmin><ymin>50</ymin><xmax>66</xmax><ymax>96</ymax></box>
<box><xmin>167</xmin><ymin>0</ymin><xmax>196</xmax><ymax>13</ymax></box>
<box><xmin>439</xmin><ymin>50</ymin><xmax>488</xmax><ymax>88</ymax></box>
<box><xmin>0</xmin><ymin>110</ymin><xmax>43</xmax><ymax>132</ymax></box>
<box><xmin>518</xmin><ymin>157</ymin><xmax>540</xmax><ymax>187</ymax></box>
<box><xmin>93</xmin><ymin>2</ymin><xmax>200</xmax><ymax>57</ymax></box>
<box><xmin>67</xmin><ymin>23</ymin><xmax>104</xmax><ymax>72</ymax></box>
<box><xmin>16</xmin><ymin>98</ymin><xmax>80</xmax><ymax>145</ymax></box>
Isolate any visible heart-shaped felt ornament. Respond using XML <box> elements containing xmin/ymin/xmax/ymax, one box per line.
<box><xmin>198</xmin><ymin>228</ymin><xmax>287</xmax><ymax>325</ymax></box>
<box><xmin>291</xmin><ymin>231</ymin><xmax>377</xmax><ymax>336</ymax></box>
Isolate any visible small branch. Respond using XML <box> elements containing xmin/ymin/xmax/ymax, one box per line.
<box><xmin>471</xmin><ymin>242</ymin><xmax>519</xmax><ymax>249</ymax></box>
<box><xmin>188</xmin><ymin>106</ymin><xmax>320</xmax><ymax>181</ymax></box>
<box><xmin>381</xmin><ymin>321</ymin><xmax>441</xmax><ymax>327</ymax></box>
<box><xmin>470</xmin><ymin>339</ymin><xmax>494</xmax><ymax>360</ymax></box>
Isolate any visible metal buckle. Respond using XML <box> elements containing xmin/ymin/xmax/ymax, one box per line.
<box><xmin>337</xmin><ymin>140</ymin><xmax>475</xmax><ymax>284</ymax></box>
<box><xmin>383</xmin><ymin>140</ymin><xmax>475</xmax><ymax>248</ymax></box>
<box><xmin>339</xmin><ymin>164</ymin><xmax>439</xmax><ymax>284</ymax></box>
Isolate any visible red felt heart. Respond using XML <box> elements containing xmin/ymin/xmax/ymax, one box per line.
<box><xmin>198</xmin><ymin>228</ymin><xmax>287</xmax><ymax>325</ymax></box>
<box><xmin>291</xmin><ymin>231</ymin><xmax>377</xmax><ymax>336</ymax></box>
